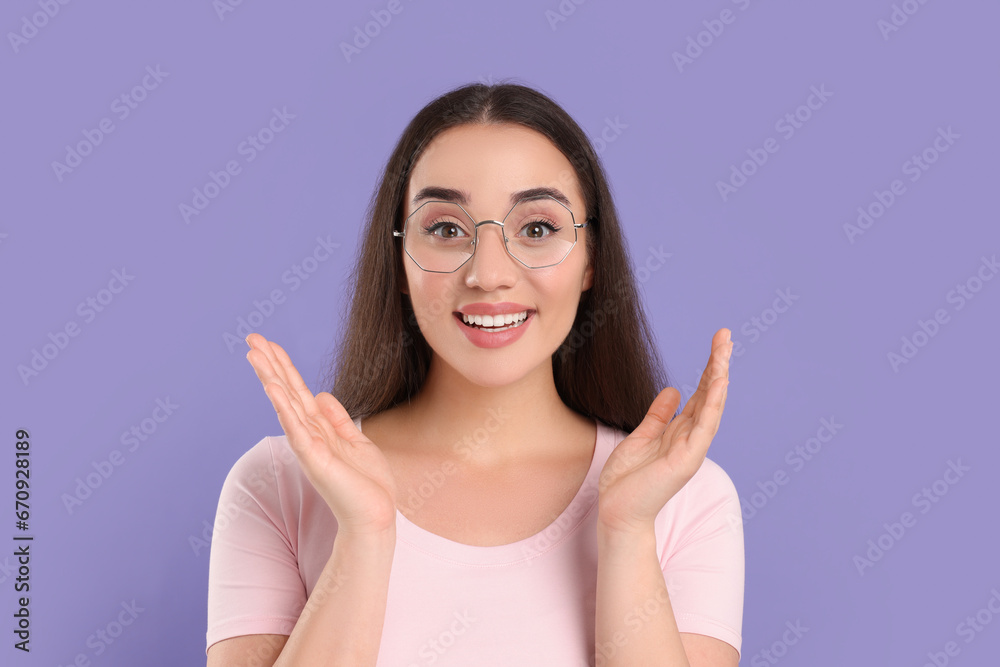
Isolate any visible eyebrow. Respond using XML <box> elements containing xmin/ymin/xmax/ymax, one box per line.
<box><xmin>411</xmin><ymin>186</ymin><xmax>573</xmax><ymax>209</ymax></box>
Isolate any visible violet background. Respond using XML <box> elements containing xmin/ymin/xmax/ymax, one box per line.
<box><xmin>2</xmin><ymin>0</ymin><xmax>998</xmax><ymax>665</ymax></box>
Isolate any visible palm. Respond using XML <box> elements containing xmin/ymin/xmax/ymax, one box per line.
<box><xmin>597</xmin><ymin>328</ymin><xmax>732</xmax><ymax>535</ymax></box>
<box><xmin>245</xmin><ymin>333</ymin><xmax>398</xmax><ymax>535</ymax></box>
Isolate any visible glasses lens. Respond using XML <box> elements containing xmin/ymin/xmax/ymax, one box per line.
<box><xmin>504</xmin><ymin>197</ymin><xmax>577</xmax><ymax>268</ymax></box>
<box><xmin>404</xmin><ymin>201</ymin><xmax>475</xmax><ymax>272</ymax></box>
<box><xmin>401</xmin><ymin>196</ymin><xmax>579</xmax><ymax>271</ymax></box>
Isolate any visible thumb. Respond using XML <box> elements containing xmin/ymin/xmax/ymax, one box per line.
<box><xmin>632</xmin><ymin>387</ymin><xmax>681</xmax><ymax>441</ymax></box>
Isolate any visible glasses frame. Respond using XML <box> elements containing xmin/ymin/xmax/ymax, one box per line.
<box><xmin>392</xmin><ymin>194</ymin><xmax>591</xmax><ymax>273</ymax></box>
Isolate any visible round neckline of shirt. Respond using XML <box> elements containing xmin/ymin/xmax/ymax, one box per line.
<box><xmin>355</xmin><ymin>416</ymin><xmax>609</xmax><ymax>567</ymax></box>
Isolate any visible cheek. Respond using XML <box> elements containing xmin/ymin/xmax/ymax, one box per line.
<box><xmin>406</xmin><ymin>272</ymin><xmax>460</xmax><ymax>322</ymax></box>
<box><xmin>537</xmin><ymin>277</ymin><xmax>583</xmax><ymax>318</ymax></box>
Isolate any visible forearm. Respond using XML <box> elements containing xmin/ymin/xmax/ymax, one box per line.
<box><xmin>595</xmin><ymin>525</ymin><xmax>689</xmax><ymax>666</ymax></box>
<box><xmin>274</xmin><ymin>528</ymin><xmax>396</xmax><ymax>666</ymax></box>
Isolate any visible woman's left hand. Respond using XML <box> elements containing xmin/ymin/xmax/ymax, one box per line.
<box><xmin>597</xmin><ymin>328</ymin><xmax>733</xmax><ymax>536</ymax></box>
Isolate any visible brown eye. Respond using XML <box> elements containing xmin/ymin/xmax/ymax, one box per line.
<box><xmin>425</xmin><ymin>222</ymin><xmax>468</xmax><ymax>238</ymax></box>
<box><xmin>521</xmin><ymin>220</ymin><xmax>558</xmax><ymax>239</ymax></box>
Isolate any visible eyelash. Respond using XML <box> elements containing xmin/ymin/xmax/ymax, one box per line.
<box><xmin>423</xmin><ymin>219</ymin><xmax>563</xmax><ymax>236</ymax></box>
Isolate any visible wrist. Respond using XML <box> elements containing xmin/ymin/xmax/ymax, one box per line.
<box><xmin>596</xmin><ymin>511</ymin><xmax>656</xmax><ymax>539</ymax></box>
<box><xmin>335</xmin><ymin>525</ymin><xmax>396</xmax><ymax>551</ymax></box>
<box><xmin>596</xmin><ymin>519</ymin><xmax>657</xmax><ymax>549</ymax></box>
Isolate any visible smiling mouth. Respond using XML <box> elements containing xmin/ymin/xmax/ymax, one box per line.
<box><xmin>457</xmin><ymin>310</ymin><xmax>530</xmax><ymax>332</ymax></box>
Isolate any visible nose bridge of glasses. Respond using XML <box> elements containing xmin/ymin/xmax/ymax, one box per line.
<box><xmin>472</xmin><ymin>219</ymin><xmax>507</xmax><ymax>244</ymax></box>
<box><xmin>468</xmin><ymin>219</ymin><xmax>515</xmax><ymax>267</ymax></box>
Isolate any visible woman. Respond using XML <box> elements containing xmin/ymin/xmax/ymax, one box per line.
<box><xmin>206</xmin><ymin>81</ymin><xmax>742</xmax><ymax>666</ymax></box>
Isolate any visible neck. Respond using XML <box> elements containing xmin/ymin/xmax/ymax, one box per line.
<box><xmin>397</xmin><ymin>353</ymin><xmax>587</xmax><ymax>467</ymax></box>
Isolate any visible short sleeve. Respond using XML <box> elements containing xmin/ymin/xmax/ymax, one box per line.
<box><xmin>657</xmin><ymin>457</ymin><xmax>745</xmax><ymax>658</ymax></box>
<box><xmin>206</xmin><ymin>436</ymin><xmax>306</xmax><ymax>654</ymax></box>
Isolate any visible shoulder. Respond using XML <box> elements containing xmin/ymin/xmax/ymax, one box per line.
<box><xmin>222</xmin><ymin>418</ymin><xmax>363</xmax><ymax>505</ymax></box>
<box><xmin>662</xmin><ymin>456</ymin><xmax>740</xmax><ymax>533</ymax></box>
<box><xmin>226</xmin><ymin>434</ymin><xmax>313</xmax><ymax>498</ymax></box>
<box><xmin>227</xmin><ymin>427</ymin><xmax>353</xmax><ymax>481</ymax></box>
<box><xmin>657</xmin><ymin>456</ymin><xmax>742</xmax><ymax>560</ymax></box>
<box><xmin>218</xmin><ymin>435</ymin><xmax>305</xmax><ymax>512</ymax></box>
<box><xmin>681</xmin><ymin>457</ymin><xmax>739</xmax><ymax>508</ymax></box>
<box><xmin>221</xmin><ymin>435</ymin><xmax>278</xmax><ymax>493</ymax></box>
<box><xmin>214</xmin><ymin>435</ymin><xmax>322</xmax><ymax>550</ymax></box>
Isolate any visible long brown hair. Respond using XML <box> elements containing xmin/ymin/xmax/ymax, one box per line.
<box><xmin>322</xmin><ymin>80</ymin><xmax>671</xmax><ymax>433</ymax></box>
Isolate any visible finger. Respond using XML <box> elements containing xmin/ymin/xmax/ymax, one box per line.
<box><xmin>315</xmin><ymin>392</ymin><xmax>363</xmax><ymax>442</ymax></box>
<box><xmin>682</xmin><ymin>329</ymin><xmax>727</xmax><ymax>413</ymax></box>
<box><xmin>268</xmin><ymin>339</ymin><xmax>323</xmax><ymax>418</ymax></box>
<box><xmin>246</xmin><ymin>345</ymin><xmax>310</xmax><ymax>427</ymax></box>
<box><xmin>630</xmin><ymin>387</ymin><xmax>682</xmax><ymax>442</ymax></box>
<box><xmin>252</xmin><ymin>337</ymin><xmax>300</xmax><ymax>403</ymax></box>
<box><xmin>260</xmin><ymin>381</ymin><xmax>318</xmax><ymax>458</ymax></box>
<box><xmin>687</xmin><ymin>376</ymin><xmax>728</xmax><ymax>454</ymax></box>
<box><xmin>681</xmin><ymin>329</ymin><xmax>732</xmax><ymax>420</ymax></box>
<box><xmin>246</xmin><ymin>333</ymin><xmax>288</xmax><ymax>389</ymax></box>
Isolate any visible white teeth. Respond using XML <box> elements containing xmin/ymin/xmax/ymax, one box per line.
<box><xmin>461</xmin><ymin>310</ymin><xmax>528</xmax><ymax>329</ymax></box>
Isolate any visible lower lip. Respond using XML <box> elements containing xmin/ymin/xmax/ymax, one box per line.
<box><xmin>455</xmin><ymin>312</ymin><xmax>534</xmax><ymax>349</ymax></box>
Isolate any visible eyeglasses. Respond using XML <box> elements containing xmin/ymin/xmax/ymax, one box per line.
<box><xmin>392</xmin><ymin>195</ymin><xmax>590</xmax><ymax>273</ymax></box>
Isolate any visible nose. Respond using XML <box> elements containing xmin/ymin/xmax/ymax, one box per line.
<box><xmin>463</xmin><ymin>221</ymin><xmax>518</xmax><ymax>290</ymax></box>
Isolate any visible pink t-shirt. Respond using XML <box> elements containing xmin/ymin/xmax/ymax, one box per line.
<box><xmin>206</xmin><ymin>418</ymin><xmax>744</xmax><ymax>664</ymax></box>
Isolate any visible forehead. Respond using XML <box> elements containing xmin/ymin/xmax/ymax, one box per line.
<box><xmin>405</xmin><ymin>123</ymin><xmax>584</xmax><ymax>213</ymax></box>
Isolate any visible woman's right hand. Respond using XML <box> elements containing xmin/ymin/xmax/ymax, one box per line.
<box><xmin>245</xmin><ymin>333</ymin><xmax>398</xmax><ymax>536</ymax></box>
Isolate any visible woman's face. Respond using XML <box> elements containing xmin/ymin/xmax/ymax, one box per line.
<box><xmin>401</xmin><ymin>122</ymin><xmax>594</xmax><ymax>388</ymax></box>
